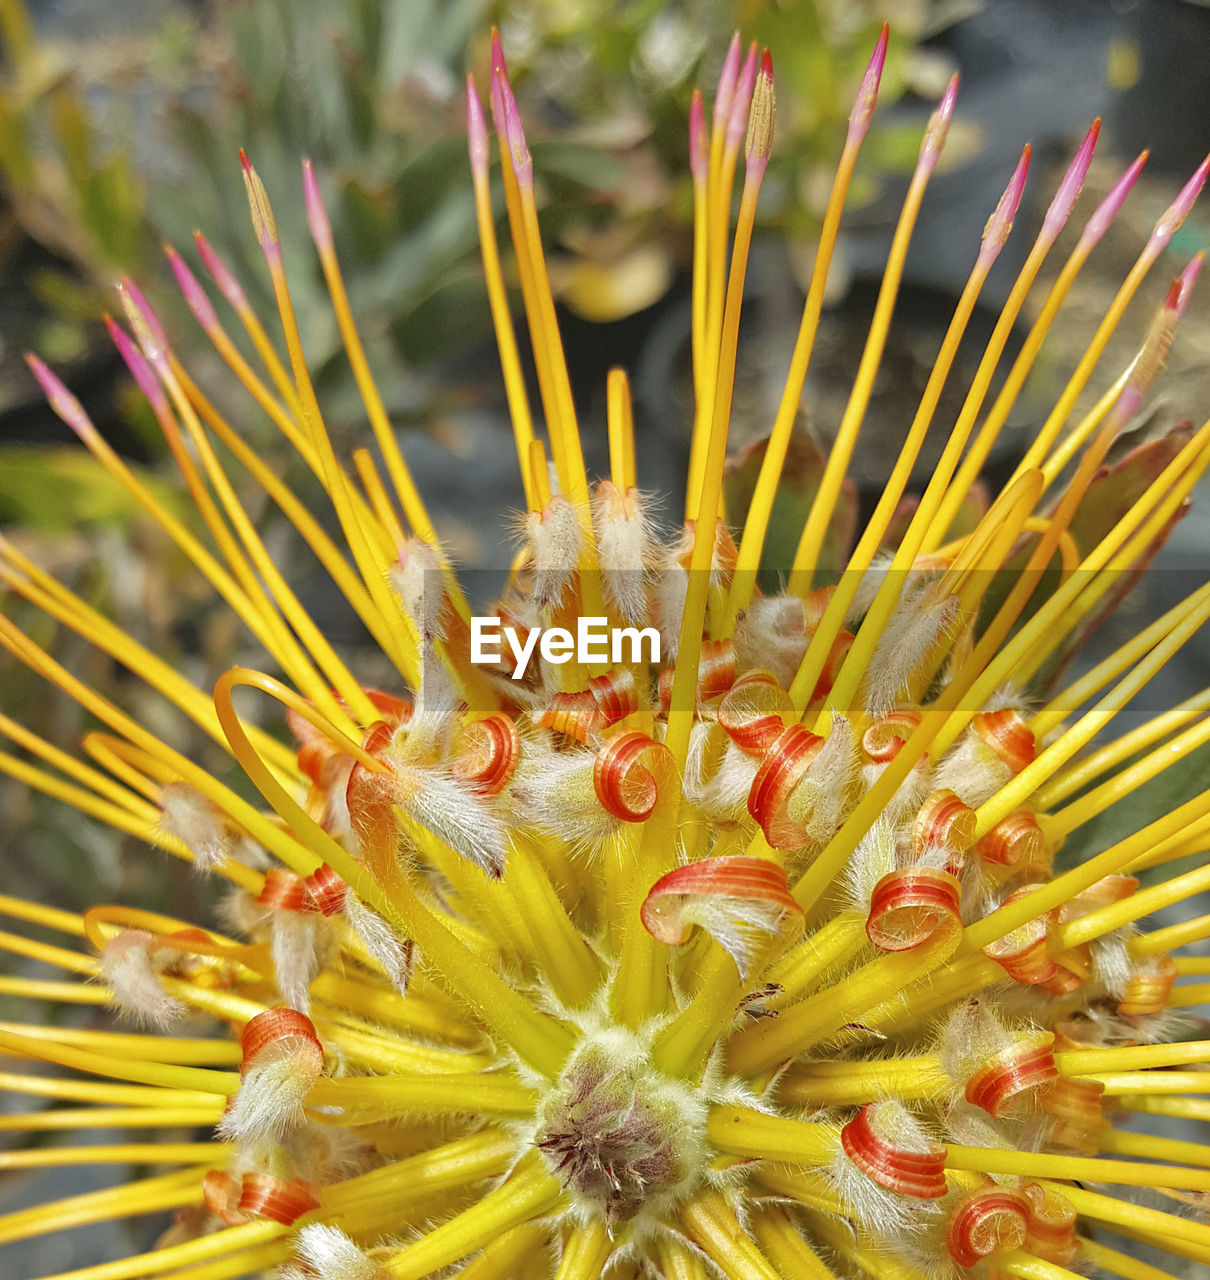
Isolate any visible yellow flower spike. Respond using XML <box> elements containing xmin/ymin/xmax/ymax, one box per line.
<box><xmin>750</xmin><ymin>1205</ymin><xmax>837</xmax><ymax>1279</ymax></box>
<box><xmin>606</xmin><ymin>366</ymin><xmax>637</xmax><ymax>493</ymax></box>
<box><xmin>925</xmin><ymin>150</ymin><xmax>1153</xmax><ymax>550</ymax></box>
<box><xmin>680</xmin><ymin>1187</ymin><xmax>783</xmax><ymax>1280</ymax></box>
<box><xmin>0</xmin><ymin>1168</ymin><xmax>212</xmax><ymax>1249</ymax></box>
<box><xmin>1043</xmin><ymin>708</ymin><xmax>1210</xmax><ymax>837</ymax></box>
<box><xmin>668</xmin><ymin>51</ymin><xmax>774</xmax><ymax>768</ymax></box>
<box><xmin>776</xmin><ymin>140</ymin><xmax>1025</xmax><ymax>706</ymax></box>
<box><xmin>1078</xmin><ymin>1238</ymin><xmax>1181</xmax><ymax>1280</ymax></box>
<box><xmin>787</xmin><ymin>75</ymin><xmax>958</xmax><ymax>596</ymax></box>
<box><xmin>467</xmin><ymin>75</ymin><xmax>538</xmax><ymax>512</ymax></box>
<box><xmin>382</xmin><ymin>1158</ymin><xmax>563</xmax><ymax>1280</ymax></box>
<box><xmin>9</xmin><ymin>28</ymin><xmax>1210</xmax><ymax>1280</ymax></box>
<box><xmin>728</xmin><ymin>28</ymin><xmax>888</xmax><ymax>620</ymax></box>
<box><xmin>551</xmin><ymin>1220</ymin><xmax>611</xmax><ymax>1279</ymax></box>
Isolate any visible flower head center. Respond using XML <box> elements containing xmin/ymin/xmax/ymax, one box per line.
<box><xmin>534</xmin><ymin>1030</ymin><xmax>708</xmax><ymax>1227</ymax></box>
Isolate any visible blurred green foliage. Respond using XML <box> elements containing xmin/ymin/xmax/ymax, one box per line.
<box><xmin>0</xmin><ymin>0</ymin><xmax>921</xmax><ymax>422</ymax></box>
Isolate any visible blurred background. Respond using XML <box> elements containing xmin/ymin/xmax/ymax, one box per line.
<box><xmin>1</xmin><ymin>0</ymin><xmax>1209</xmax><ymax>1272</ymax></box>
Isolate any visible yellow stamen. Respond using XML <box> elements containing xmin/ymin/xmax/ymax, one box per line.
<box><xmin>172</xmin><ymin>358</ymin><xmax>402</xmax><ymax>670</ymax></box>
<box><xmin>32</xmin><ymin>1220</ymin><xmax>289</xmax><ymax>1280</ymax></box>
<box><xmin>469</xmin><ymin>121</ymin><xmax>538</xmax><ymax>509</ymax></box>
<box><xmin>0</xmin><ymin>1026</ymin><xmax>238</xmax><ymax>1095</ymax></box>
<box><xmin>607</xmin><ymin>366</ymin><xmax>637</xmax><ymax>493</ymax></box>
<box><xmin>668</xmin><ymin>140</ymin><xmax>769</xmax><ymax>768</ymax></box>
<box><xmin>383</xmin><ymin>1157</ymin><xmax>562</xmax><ymax>1280</ymax></box>
<box><xmin>554</xmin><ymin>1220</ymin><xmax>613</xmax><ymax>1279</ymax></box>
<box><xmin>0</xmin><ymin>1167</ymin><xmax>207</xmax><ymax>1248</ymax></box>
<box><xmin>750</xmin><ymin>1206</ymin><xmax>837</xmax><ymax>1279</ymax></box>
<box><xmin>706</xmin><ymin>1104</ymin><xmax>836</xmax><ymax>1164</ymax></box>
<box><xmin>680</xmin><ymin>1187</ymin><xmax>782</xmax><ymax>1280</ymax></box>
<box><xmin>786</xmin><ymin>114</ymin><xmax>947</xmax><ymax>596</ymax></box>
<box><xmin>0</xmin><ymin>1142</ymin><xmax>227</xmax><ymax>1171</ymax></box>
<box><xmin>1079</xmin><ymin>1238</ymin><xmax>1181</xmax><ymax>1280</ymax></box>
<box><xmin>213</xmin><ymin>668</ymin><xmax>577</xmax><ymax>1077</ymax></box>
<box><xmin>942</xmin><ymin>1144</ymin><xmax>1210</xmax><ymax>1192</ymax></box>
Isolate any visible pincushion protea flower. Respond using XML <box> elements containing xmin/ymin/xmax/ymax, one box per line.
<box><xmin>4</xmin><ymin>22</ymin><xmax>1210</xmax><ymax>1280</ymax></box>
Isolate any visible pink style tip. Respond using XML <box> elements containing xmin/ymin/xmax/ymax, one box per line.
<box><xmin>979</xmin><ymin>144</ymin><xmax>1031</xmax><ymax>266</ymax></box>
<box><xmin>104</xmin><ymin>316</ymin><xmax>167</xmax><ymax>412</ymax></box>
<box><xmin>689</xmin><ymin>90</ymin><xmax>708</xmax><ymax>185</ymax></box>
<box><xmin>848</xmin><ymin>22</ymin><xmax>889</xmax><ymax>143</ymax></box>
<box><xmin>920</xmin><ymin>74</ymin><xmax>959</xmax><ymax>169</ymax></box>
<box><xmin>1042</xmin><ymin>118</ymin><xmax>1100</xmax><ymax>240</ymax></box>
<box><xmin>466</xmin><ymin>75</ymin><xmax>490</xmax><ymax>180</ymax></box>
<box><xmin>164</xmin><ymin>244</ymin><xmax>218</xmax><ymax>333</ymax></box>
<box><xmin>490</xmin><ymin>26</ymin><xmax>507</xmax><ymax>78</ymax></box>
<box><xmin>302</xmin><ymin>159</ymin><xmax>333</xmax><ymax>253</ymax></box>
<box><xmin>712</xmin><ymin>32</ymin><xmax>742</xmax><ymax>131</ymax></box>
<box><xmin>1080</xmin><ymin>150</ymin><xmax>1148</xmax><ymax>249</ymax></box>
<box><xmin>117</xmin><ymin>278</ymin><xmax>167</xmax><ymax>352</ymax></box>
<box><xmin>725</xmin><ymin>42</ymin><xmax>759</xmax><ymax>152</ymax></box>
<box><xmin>24</xmin><ymin>354</ymin><xmax>93</xmax><ymax>437</ymax></box>
<box><xmin>1150</xmin><ymin>150</ymin><xmax>1210</xmax><ymax>253</ymax></box>
<box><xmin>193</xmin><ymin>231</ymin><xmax>248</xmax><ymax>313</ymax></box>
<box><xmin>1173</xmin><ymin>251</ymin><xmax>1206</xmax><ymax>319</ymax></box>
<box><xmin>496</xmin><ymin>67</ymin><xmax>532</xmax><ymax>187</ymax></box>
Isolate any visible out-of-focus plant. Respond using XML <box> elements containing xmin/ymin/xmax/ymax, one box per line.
<box><xmin>1</xmin><ymin>0</ymin><xmax>930</xmax><ymax>381</ymax></box>
<box><xmin>491</xmin><ymin>0</ymin><xmax>929</xmax><ymax>320</ymax></box>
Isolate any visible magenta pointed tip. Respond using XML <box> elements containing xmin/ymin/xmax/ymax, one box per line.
<box><xmin>490</xmin><ymin>27</ymin><xmax>507</xmax><ymax>78</ymax></box>
<box><xmin>713</xmin><ymin>32</ymin><xmax>742</xmax><ymax>130</ymax></box>
<box><xmin>25</xmin><ymin>353</ymin><xmax>93</xmax><ymax>437</ymax></box>
<box><xmin>466</xmin><ymin>76</ymin><xmax>490</xmax><ymax>180</ymax></box>
<box><xmin>689</xmin><ymin>90</ymin><xmax>707</xmax><ymax>185</ymax></box>
<box><xmin>1042</xmin><ymin>118</ymin><xmax>1101</xmax><ymax>240</ymax></box>
<box><xmin>164</xmin><ymin>244</ymin><xmax>218</xmax><ymax>332</ymax></box>
<box><xmin>117</xmin><ymin>279</ymin><xmax>167</xmax><ymax>352</ymax></box>
<box><xmin>725</xmin><ymin>42</ymin><xmax>760</xmax><ymax>151</ymax></box>
<box><xmin>497</xmin><ymin>69</ymin><xmax>532</xmax><ymax>188</ymax></box>
<box><xmin>302</xmin><ymin>158</ymin><xmax>333</xmax><ymax>253</ymax></box>
<box><xmin>979</xmin><ymin>144</ymin><xmax>1031</xmax><ymax>265</ymax></box>
<box><xmin>193</xmin><ymin>231</ymin><xmax>248</xmax><ymax>313</ymax></box>
<box><xmin>920</xmin><ymin>74</ymin><xmax>959</xmax><ymax>169</ymax></box>
<box><xmin>1080</xmin><ymin>150</ymin><xmax>1148</xmax><ymax>250</ymax></box>
<box><xmin>116</xmin><ymin>280</ymin><xmax>169</xmax><ymax>374</ymax></box>
<box><xmin>1151</xmin><ymin>150</ymin><xmax>1210</xmax><ymax>252</ymax></box>
<box><xmin>848</xmin><ymin>22</ymin><xmax>890</xmax><ymax>142</ymax></box>
<box><xmin>105</xmin><ymin>315</ymin><xmax>167</xmax><ymax>411</ymax></box>
<box><xmin>1174</xmin><ymin>251</ymin><xmax>1206</xmax><ymax>319</ymax></box>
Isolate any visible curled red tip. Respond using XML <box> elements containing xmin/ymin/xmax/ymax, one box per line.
<box><xmin>760</xmin><ymin>47</ymin><xmax>773</xmax><ymax>78</ymax></box>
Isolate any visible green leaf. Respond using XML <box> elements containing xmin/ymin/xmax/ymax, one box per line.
<box><xmin>724</xmin><ymin>433</ymin><xmax>856</xmax><ymax>592</ymax></box>
<box><xmin>0</xmin><ymin>447</ymin><xmax>183</xmax><ymax>532</ymax></box>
